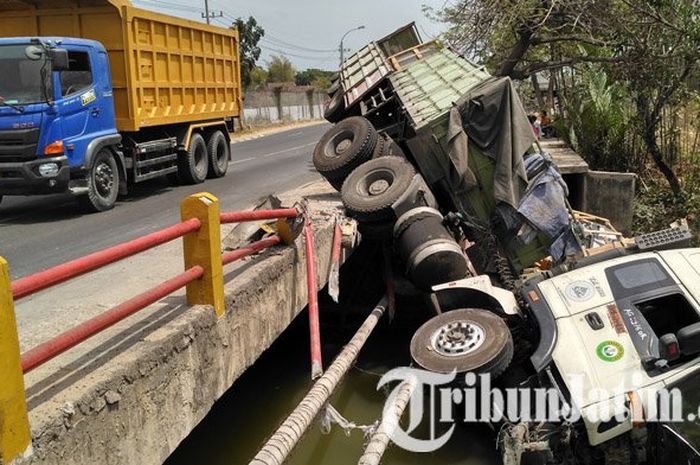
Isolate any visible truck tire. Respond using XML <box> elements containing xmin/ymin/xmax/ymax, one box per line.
<box><xmin>78</xmin><ymin>149</ymin><xmax>120</xmax><ymax>212</ymax></box>
<box><xmin>410</xmin><ymin>308</ymin><xmax>514</xmax><ymax>377</ymax></box>
<box><xmin>324</xmin><ymin>90</ymin><xmax>345</xmax><ymax>123</ymax></box>
<box><xmin>373</xmin><ymin>134</ymin><xmax>406</xmax><ymax>159</ymax></box>
<box><xmin>313</xmin><ymin>116</ymin><xmax>377</xmax><ymax>189</ymax></box>
<box><xmin>327</xmin><ymin>81</ymin><xmax>340</xmax><ymax>96</ymax></box>
<box><xmin>206</xmin><ymin>130</ymin><xmax>229</xmax><ymax>178</ymax></box>
<box><xmin>372</xmin><ymin>133</ymin><xmax>389</xmax><ymax>158</ymax></box>
<box><xmin>179</xmin><ymin>132</ymin><xmax>208</xmax><ymax>184</ymax></box>
<box><xmin>341</xmin><ymin>156</ymin><xmax>415</xmax><ymax>223</ymax></box>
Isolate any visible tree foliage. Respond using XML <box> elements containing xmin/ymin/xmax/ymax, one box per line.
<box><xmin>233</xmin><ymin>16</ymin><xmax>265</xmax><ymax>90</ymax></box>
<box><xmin>429</xmin><ymin>0</ymin><xmax>700</xmax><ymax>195</ymax></box>
<box><xmin>248</xmin><ymin>66</ymin><xmax>268</xmax><ymax>91</ymax></box>
<box><xmin>295</xmin><ymin>68</ymin><xmax>333</xmax><ymax>89</ymax></box>
<box><xmin>267</xmin><ymin>55</ymin><xmax>295</xmax><ymax>83</ymax></box>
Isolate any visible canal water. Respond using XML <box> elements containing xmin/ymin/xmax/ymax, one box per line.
<box><xmin>165</xmin><ymin>298</ymin><xmax>501</xmax><ymax>465</ymax></box>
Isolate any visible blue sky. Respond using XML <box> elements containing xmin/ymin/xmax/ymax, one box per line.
<box><xmin>131</xmin><ymin>0</ymin><xmax>448</xmax><ymax>71</ymax></box>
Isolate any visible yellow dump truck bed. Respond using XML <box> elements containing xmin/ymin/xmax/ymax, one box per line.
<box><xmin>0</xmin><ymin>0</ymin><xmax>242</xmax><ymax>132</ymax></box>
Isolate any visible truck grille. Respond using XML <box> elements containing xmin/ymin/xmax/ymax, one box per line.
<box><xmin>0</xmin><ymin>128</ymin><xmax>40</xmax><ymax>162</ymax></box>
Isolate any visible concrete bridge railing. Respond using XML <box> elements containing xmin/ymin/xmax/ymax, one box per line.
<box><xmin>0</xmin><ymin>193</ymin><xmax>320</xmax><ymax>465</ymax></box>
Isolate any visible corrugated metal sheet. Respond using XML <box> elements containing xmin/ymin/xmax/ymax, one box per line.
<box><xmin>390</xmin><ymin>48</ymin><xmax>490</xmax><ymax>130</ymax></box>
<box><xmin>340</xmin><ymin>42</ymin><xmax>391</xmax><ymax>107</ymax></box>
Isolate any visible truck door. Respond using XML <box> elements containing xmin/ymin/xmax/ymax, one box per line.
<box><xmin>57</xmin><ymin>47</ymin><xmax>106</xmax><ymax>168</ymax></box>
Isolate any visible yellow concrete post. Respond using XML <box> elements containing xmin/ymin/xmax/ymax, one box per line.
<box><xmin>0</xmin><ymin>257</ymin><xmax>32</xmax><ymax>464</ymax></box>
<box><xmin>181</xmin><ymin>193</ymin><xmax>225</xmax><ymax>317</ymax></box>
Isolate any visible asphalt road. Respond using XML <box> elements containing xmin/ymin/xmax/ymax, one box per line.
<box><xmin>0</xmin><ymin>122</ymin><xmax>330</xmax><ymax>278</ymax></box>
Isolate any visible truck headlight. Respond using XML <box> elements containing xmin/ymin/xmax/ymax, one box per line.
<box><xmin>38</xmin><ymin>163</ymin><xmax>60</xmax><ymax>177</ymax></box>
<box><xmin>43</xmin><ymin>140</ymin><xmax>64</xmax><ymax>156</ymax></box>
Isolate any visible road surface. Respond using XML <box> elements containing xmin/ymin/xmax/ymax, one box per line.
<box><xmin>0</xmin><ymin>122</ymin><xmax>329</xmax><ymax>278</ymax></box>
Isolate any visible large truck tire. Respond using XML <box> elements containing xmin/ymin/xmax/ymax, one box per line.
<box><xmin>326</xmin><ymin>81</ymin><xmax>340</xmax><ymax>97</ymax></box>
<box><xmin>78</xmin><ymin>149</ymin><xmax>120</xmax><ymax>212</ymax></box>
<box><xmin>323</xmin><ymin>90</ymin><xmax>345</xmax><ymax>123</ymax></box>
<box><xmin>341</xmin><ymin>156</ymin><xmax>416</xmax><ymax>223</ymax></box>
<box><xmin>206</xmin><ymin>130</ymin><xmax>229</xmax><ymax>178</ymax></box>
<box><xmin>313</xmin><ymin>116</ymin><xmax>377</xmax><ymax>189</ymax></box>
<box><xmin>179</xmin><ymin>132</ymin><xmax>208</xmax><ymax>184</ymax></box>
<box><xmin>373</xmin><ymin>134</ymin><xmax>406</xmax><ymax>159</ymax></box>
<box><xmin>410</xmin><ymin>308</ymin><xmax>514</xmax><ymax>377</ymax></box>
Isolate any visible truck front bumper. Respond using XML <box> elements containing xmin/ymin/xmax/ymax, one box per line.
<box><xmin>0</xmin><ymin>156</ymin><xmax>71</xmax><ymax>195</ymax></box>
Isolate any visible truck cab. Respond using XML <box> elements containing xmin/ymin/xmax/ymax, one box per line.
<box><xmin>0</xmin><ymin>37</ymin><xmax>122</xmax><ymax>206</ymax></box>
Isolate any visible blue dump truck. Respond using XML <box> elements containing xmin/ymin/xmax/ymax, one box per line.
<box><xmin>0</xmin><ymin>0</ymin><xmax>242</xmax><ymax>211</ymax></box>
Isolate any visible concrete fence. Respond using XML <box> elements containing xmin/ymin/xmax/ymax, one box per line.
<box><xmin>242</xmin><ymin>88</ymin><xmax>327</xmax><ymax>128</ymax></box>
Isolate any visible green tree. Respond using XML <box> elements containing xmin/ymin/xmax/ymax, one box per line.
<box><xmin>295</xmin><ymin>68</ymin><xmax>333</xmax><ymax>88</ymax></box>
<box><xmin>429</xmin><ymin>0</ymin><xmax>700</xmax><ymax>196</ymax></box>
<box><xmin>248</xmin><ymin>66</ymin><xmax>268</xmax><ymax>90</ymax></box>
<box><xmin>232</xmin><ymin>16</ymin><xmax>265</xmax><ymax>90</ymax></box>
<box><xmin>267</xmin><ymin>55</ymin><xmax>295</xmax><ymax>83</ymax></box>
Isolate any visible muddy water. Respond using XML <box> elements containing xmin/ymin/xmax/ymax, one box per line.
<box><xmin>165</xmin><ymin>306</ymin><xmax>501</xmax><ymax>465</ymax></box>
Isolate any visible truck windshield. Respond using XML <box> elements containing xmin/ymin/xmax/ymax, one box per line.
<box><xmin>662</xmin><ymin>370</ymin><xmax>700</xmax><ymax>455</ymax></box>
<box><xmin>0</xmin><ymin>44</ymin><xmax>51</xmax><ymax>106</ymax></box>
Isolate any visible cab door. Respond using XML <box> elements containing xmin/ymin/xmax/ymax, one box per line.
<box><xmin>57</xmin><ymin>47</ymin><xmax>105</xmax><ymax>168</ymax></box>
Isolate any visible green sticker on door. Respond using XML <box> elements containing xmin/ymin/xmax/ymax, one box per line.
<box><xmin>596</xmin><ymin>340</ymin><xmax>624</xmax><ymax>362</ymax></box>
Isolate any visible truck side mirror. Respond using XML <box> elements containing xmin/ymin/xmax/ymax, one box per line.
<box><xmin>659</xmin><ymin>333</ymin><xmax>680</xmax><ymax>362</ymax></box>
<box><xmin>25</xmin><ymin>45</ymin><xmax>44</xmax><ymax>60</ymax></box>
<box><xmin>677</xmin><ymin>323</ymin><xmax>700</xmax><ymax>356</ymax></box>
<box><xmin>50</xmin><ymin>48</ymin><xmax>69</xmax><ymax>71</ymax></box>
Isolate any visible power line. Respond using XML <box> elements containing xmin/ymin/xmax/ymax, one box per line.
<box><xmin>259</xmin><ymin>45</ymin><xmax>335</xmax><ymax>61</ymax></box>
<box><xmin>264</xmin><ymin>35</ymin><xmax>337</xmax><ymax>53</ymax></box>
<box><xmin>133</xmin><ymin>1</ymin><xmax>337</xmax><ymax>66</ymax></box>
<box><xmin>219</xmin><ymin>11</ymin><xmax>337</xmax><ymax>54</ymax></box>
<box><xmin>260</xmin><ymin>38</ymin><xmax>335</xmax><ymax>56</ymax></box>
<box><xmin>133</xmin><ymin>0</ymin><xmax>200</xmax><ymax>14</ymax></box>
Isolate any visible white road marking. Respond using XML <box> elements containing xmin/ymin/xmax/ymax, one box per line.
<box><xmin>230</xmin><ymin>156</ymin><xmax>255</xmax><ymax>165</ymax></box>
<box><xmin>261</xmin><ymin>142</ymin><xmax>315</xmax><ymax>158</ymax></box>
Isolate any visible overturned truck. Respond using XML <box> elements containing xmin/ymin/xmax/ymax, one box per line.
<box><xmin>313</xmin><ymin>24</ymin><xmax>700</xmax><ymax>465</ymax></box>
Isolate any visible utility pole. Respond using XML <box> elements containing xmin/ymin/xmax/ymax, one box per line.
<box><xmin>201</xmin><ymin>0</ymin><xmax>223</xmax><ymax>25</ymax></box>
<box><xmin>339</xmin><ymin>25</ymin><xmax>365</xmax><ymax>66</ymax></box>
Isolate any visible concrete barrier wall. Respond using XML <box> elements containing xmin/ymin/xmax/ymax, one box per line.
<box><xmin>580</xmin><ymin>170</ymin><xmax>636</xmax><ymax>233</ymax></box>
<box><xmin>21</xmin><ymin>187</ymin><xmax>342</xmax><ymax>465</ymax></box>
<box><xmin>243</xmin><ymin>90</ymin><xmax>326</xmax><ymax>127</ymax></box>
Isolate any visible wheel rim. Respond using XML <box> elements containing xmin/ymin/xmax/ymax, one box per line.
<box><xmin>325</xmin><ymin>129</ymin><xmax>354</xmax><ymax>159</ymax></box>
<box><xmin>357</xmin><ymin>168</ymin><xmax>394</xmax><ymax>197</ymax></box>
<box><xmin>94</xmin><ymin>161</ymin><xmax>115</xmax><ymax>198</ymax></box>
<box><xmin>368</xmin><ymin>179</ymin><xmax>390</xmax><ymax>195</ymax></box>
<box><xmin>430</xmin><ymin>321</ymin><xmax>485</xmax><ymax>357</ymax></box>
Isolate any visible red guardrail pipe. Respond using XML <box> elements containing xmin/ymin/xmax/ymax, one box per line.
<box><xmin>12</xmin><ymin>218</ymin><xmax>202</xmax><ymax>301</ymax></box>
<box><xmin>304</xmin><ymin>218</ymin><xmax>323</xmax><ymax>379</ymax></box>
<box><xmin>20</xmin><ymin>266</ymin><xmax>204</xmax><ymax>373</ymax></box>
<box><xmin>222</xmin><ymin>236</ymin><xmax>281</xmax><ymax>266</ymax></box>
<box><xmin>220</xmin><ymin>208</ymin><xmax>298</xmax><ymax>224</ymax></box>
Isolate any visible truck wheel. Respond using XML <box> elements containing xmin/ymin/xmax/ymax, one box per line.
<box><xmin>78</xmin><ymin>149</ymin><xmax>119</xmax><ymax>212</ymax></box>
<box><xmin>324</xmin><ymin>91</ymin><xmax>345</xmax><ymax>123</ymax></box>
<box><xmin>327</xmin><ymin>81</ymin><xmax>340</xmax><ymax>96</ymax></box>
<box><xmin>313</xmin><ymin>116</ymin><xmax>377</xmax><ymax>189</ymax></box>
<box><xmin>179</xmin><ymin>132</ymin><xmax>208</xmax><ymax>184</ymax></box>
<box><xmin>341</xmin><ymin>156</ymin><xmax>415</xmax><ymax>223</ymax></box>
<box><xmin>410</xmin><ymin>308</ymin><xmax>514</xmax><ymax>377</ymax></box>
<box><xmin>206</xmin><ymin>130</ymin><xmax>229</xmax><ymax>178</ymax></box>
